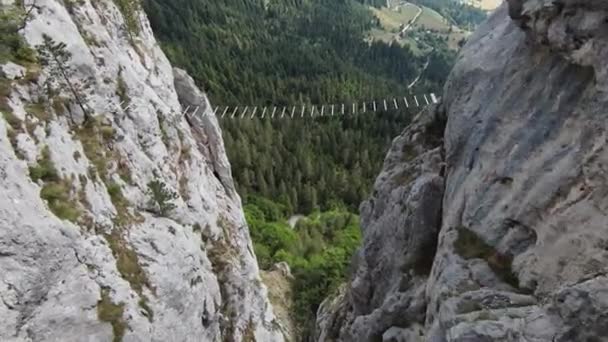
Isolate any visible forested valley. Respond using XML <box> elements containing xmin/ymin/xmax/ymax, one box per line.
<box><xmin>143</xmin><ymin>0</ymin><xmax>486</xmax><ymax>338</ymax></box>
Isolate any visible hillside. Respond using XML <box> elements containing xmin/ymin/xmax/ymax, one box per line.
<box><xmin>143</xmin><ymin>0</ymin><xmax>458</xmax><ymax>215</ymax></box>
<box><xmin>369</xmin><ymin>2</ymin><xmax>470</xmax><ymax>51</ymax></box>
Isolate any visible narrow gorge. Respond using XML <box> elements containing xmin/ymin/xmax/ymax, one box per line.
<box><xmin>1</xmin><ymin>0</ymin><xmax>607</xmax><ymax>341</ymax></box>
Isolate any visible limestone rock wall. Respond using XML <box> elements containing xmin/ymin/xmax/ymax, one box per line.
<box><xmin>316</xmin><ymin>1</ymin><xmax>608</xmax><ymax>341</ymax></box>
<box><xmin>0</xmin><ymin>0</ymin><xmax>282</xmax><ymax>341</ymax></box>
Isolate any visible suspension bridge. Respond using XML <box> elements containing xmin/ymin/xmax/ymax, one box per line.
<box><xmin>111</xmin><ymin>93</ymin><xmax>439</xmax><ymax>120</ymax></box>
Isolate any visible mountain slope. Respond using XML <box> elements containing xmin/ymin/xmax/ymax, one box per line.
<box><xmin>316</xmin><ymin>1</ymin><xmax>608</xmax><ymax>341</ymax></box>
<box><xmin>0</xmin><ymin>0</ymin><xmax>281</xmax><ymax>340</ymax></box>
<box><xmin>143</xmin><ymin>0</ymin><xmax>457</xmax><ymax>214</ymax></box>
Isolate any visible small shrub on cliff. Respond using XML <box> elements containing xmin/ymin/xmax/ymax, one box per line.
<box><xmin>97</xmin><ymin>289</ymin><xmax>127</xmax><ymax>342</ymax></box>
<box><xmin>29</xmin><ymin>147</ymin><xmax>59</xmax><ymax>182</ymax></box>
<box><xmin>30</xmin><ymin>146</ymin><xmax>81</xmax><ymax>222</ymax></box>
<box><xmin>146</xmin><ymin>180</ymin><xmax>177</xmax><ymax>216</ymax></box>
<box><xmin>113</xmin><ymin>0</ymin><xmax>141</xmax><ymax>39</ymax></box>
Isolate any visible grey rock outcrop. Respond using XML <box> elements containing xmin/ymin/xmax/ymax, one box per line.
<box><xmin>316</xmin><ymin>1</ymin><xmax>608</xmax><ymax>341</ymax></box>
<box><xmin>0</xmin><ymin>0</ymin><xmax>282</xmax><ymax>341</ymax></box>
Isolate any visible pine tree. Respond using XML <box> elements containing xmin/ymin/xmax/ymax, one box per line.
<box><xmin>37</xmin><ymin>34</ymin><xmax>89</xmax><ymax>122</ymax></box>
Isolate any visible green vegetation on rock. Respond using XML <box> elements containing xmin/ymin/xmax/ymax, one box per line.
<box><xmin>97</xmin><ymin>289</ymin><xmax>127</xmax><ymax>342</ymax></box>
<box><xmin>113</xmin><ymin>0</ymin><xmax>141</xmax><ymax>39</ymax></box>
<box><xmin>146</xmin><ymin>179</ymin><xmax>177</xmax><ymax>216</ymax></box>
<box><xmin>0</xmin><ymin>3</ymin><xmax>37</xmax><ymax>64</ymax></box>
<box><xmin>30</xmin><ymin>147</ymin><xmax>82</xmax><ymax>223</ymax></box>
<box><xmin>245</xmin><ymin>196</ymin><xmax>361</xmax><ymax>338</ymax></box>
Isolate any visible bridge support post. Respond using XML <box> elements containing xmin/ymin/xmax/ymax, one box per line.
<box><xmin>240</xmin><ymin>106</ymin><xmax>249</xmax><ymax>118</ymax></box>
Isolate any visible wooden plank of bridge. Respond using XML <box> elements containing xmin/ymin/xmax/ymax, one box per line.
<box><xmin>414</xmin><ymin>96</ymin><xmax>420</xmax><ymax>107</ymax></box>
<box><xmin>403</xmin><ymin>97</ymin><xmax>409</xmax><ymax>108</ymax></box>
<box><xmin>182</xmin><ymin>106</ymin><xmax>190</xmax><ymax>118</ymax></box>
<box><xmin>430</xmin><ymin>93</ymin><xmax>438</xmax><ymax>104</ymax></box>
<box><xmin>373</xmin><ymin>101</ymin><xmax>377</xmax><ymax>112</ymax></box>
<box><xmin>221</xmin><ymin>107</ymin><xmax>229</xmax><ymax>118</ymax></box>
<box><xmin>352</xmin><ymin>103</ymin><xmax>356</xmax><ymax>115</ymax></box>
<box><xmin>393</xmin><ymin>98</ymin><xmax>398</xmax><ymax>109</ymax></box>
<box><xmin>301</xmin><ymin>105</ymin><xmax>305</xmax><ymax>118</ymax></box>
<box><xmin>231</xmin><ymin>106</ymin><xmax>239</xmax><ymax>118</ymax></box>
<box><xmin>261</xmin><ymin>107</ymin><xmax>267</xmax><ymax>118</ymax></box>
<box><xmin>341</xmin><ymin>103</ymin><xmax>345</xmax><ymax>115</ymax></box>
<box><xmin>383</xmin><ymin>99</ymin><xmax>388</xmax><ymax>111</ymax></box>
<box><xmin>331</xmin><ymin>105</ymin><xmax>335</xmax><ymax>116</ymax></box>
<box><xmin>363</xmin><ymin>102</ymin><xmax>366</xmax><ymax>113</ymax></box>
<box><xmin>208</xmin><ymin>107</ymin><xmax>218</xmax><ymax>117</ymax></box>
<box><xmin>423</xmin><ymin>94</ymin><xmax>430</xmax><ymax>105</ymax></box>
<box><xmin>291</xmin><ymin>107</ymin><xmax>296</xmax><ymax>118</ymax></box>
<box><xmin>250</xmin><ymin>107</ymin><xmax>258</xmax><ymax>119</ymax></box>
<box><xmin>190</xmin><ymin>106</ymin><xmax>200</xmax><ymax>118</ymax></box>
<box><xmin>321</xmin><ymin>105</ymin><xmax>325</xmax><ymax>116</ymax></box>
<box><xmin>240</xmin><ymin>106</ymin><xmax>249</xmax><ymax>118</ymax></box>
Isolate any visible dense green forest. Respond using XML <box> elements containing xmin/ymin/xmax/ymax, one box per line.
<box><xmin>144</xmin><ymin>0</ymin><xmax>456</xmax><ymax>214</ymax></box>
<box><xmin>245</xmin><ymin>197</ymin><xmax>361</xmax><ymax>334</ymax></box>
<box><xmin>143</xmin><ymin>0</ymin><xmax>485</xmax><ymax>338</ymax></box>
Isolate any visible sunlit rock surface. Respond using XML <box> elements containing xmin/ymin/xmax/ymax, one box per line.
<box><xmin>0</xmin><ymin>0</ymin><xmax>283</xmax><ymax>341</ymax></box>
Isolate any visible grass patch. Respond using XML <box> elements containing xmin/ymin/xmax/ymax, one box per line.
<box><xmin>26</xmin><ymin>102</ymin><xmax>51</xmax><ymax>122</ymax></box>
<box><xmin>29</xmin><ymin>148</ymin><xmax>82</xmax><ymax>223</ymax></box>
<box><xmin>178</xmin><ymin>174</ymin><xmax>189</xmax><ymax>201</ymax></box>
<box><xmin>138</xmin><ymin>297</ymin><xmax>154</xmax><ymax>322</ymax></box>
<box><xmin>76</xmin><ymin>119</ymin><xmax>110</xmax><ymax>181</ymax></box>
<box><xmin>107</xmin><ymin>181</ymin><xmax>137</xmax><ymax>227</ymax></box>
<box><xmin>41</xmin><ymin>182</ymin><xmax>82</xmax><ymax>222</ymax></box>
<box><xmin>454</xmin><ymin>226</ymin><xmax>519</xmax><ymax>288</ymax></box>
<box><xmin>116</xmin><ymin>72</ymin><xmax>130</xmax><ymax>110</ymax></box>
<box><xmin>29</xmin><ymin>146</ymin><xmax>59</xmax><ymax>182</ymax></box>
<box><xmin>157</xmin><ymin>112</ymin><xmax>170</xmax><ymax>149</ymax></box>
<box><xmin>74</xmin><ymin>119</ymin><xmax>139</xmax><ymax>226</ymax></box>
<box><xmin>105</xmin><ymin>230</ymin><xmax>151</xmax><ymax>295</ymax></box>
<box><xmin>105</xmin><ymin>230</ymin><xmax>154</xmax><ymax>321</ymax></box>
<box><xmin>0</xmin><ymin>77</ymin><xmax>12</xmax><ymax>103</ymax></box>
<box><xmin>51</xmin><ymin>96</ymin><xmax>69</xmax><ymax>116</ymax></box>
<box><xmin>116</xmin><ymin>155</ymin><xmax>133</xmax><ymax>185</ymax></box>
<box><xmin>112</xmin><ymin>0</ymin><xmax>141</xmax><ymax>39</ymax></box>
<box><xmin>1</xmin><ymin>88</ymin><xmax>25</xmax><ymax>159</ymax></box>
<box><xmin>97</xmin><ymin>288</ymin><xmax>127</xmax><ymax>342</ymax></box>
<box><xmin>2</xmin><ymin>109</ymin><xmax>21</xmax><ymax>130</ymax></box>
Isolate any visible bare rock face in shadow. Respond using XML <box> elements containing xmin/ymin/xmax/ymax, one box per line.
<box><xmin>316</xmin><ymin>2</ymin><xmax>608</xmax><ymax>341</ymax></box>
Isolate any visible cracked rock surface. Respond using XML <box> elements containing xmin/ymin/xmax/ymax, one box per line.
<box><xmin>0</xmin><ymin>0</ymin><xmax>282</xmax><ymax>341</ymax></box>
<box><xmin>316</xmin><ymin>2</ymin><xmax>608</xmax><ymax>341</ymax></box>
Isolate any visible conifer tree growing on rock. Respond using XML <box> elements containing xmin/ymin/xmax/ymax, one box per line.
<box><xmin>147</xmin><ymin>180</ymin><xmax>178</xmax><ymax>216</ymax></box>
<box><xmin>37</xmin><ymin>33</ymin><xmax>89</xmax><ymax>123</ymax></box>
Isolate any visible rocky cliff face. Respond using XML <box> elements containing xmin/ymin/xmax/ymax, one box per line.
<box><xmin>0</xmin><ymin>0</ymin><xmax>282</xmax><ymax>341</ymax></box>
<box><xmin>317</xmin><ymin>1</ymin><xmax>608</xmax><ymax>341</ymax></box>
